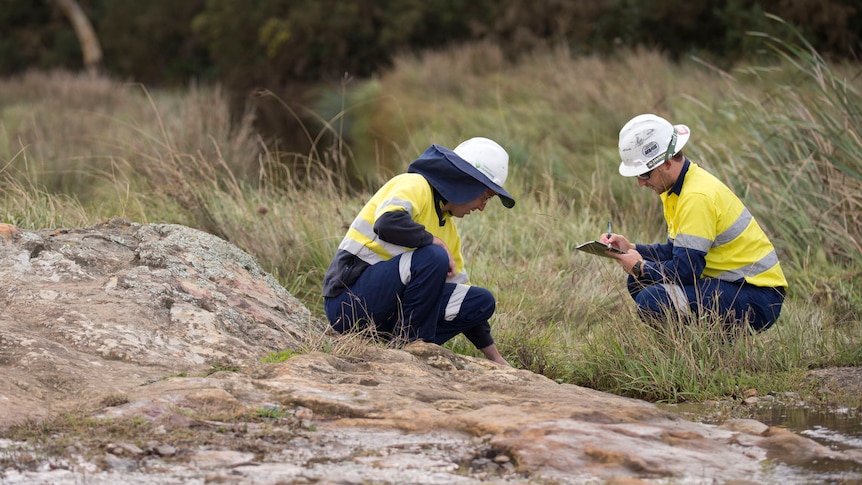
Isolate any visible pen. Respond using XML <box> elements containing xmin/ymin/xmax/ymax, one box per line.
<box><xmin>607</xmin><ymin>220</ymin><xmax>612</xmax><ymax>240</ymax></box>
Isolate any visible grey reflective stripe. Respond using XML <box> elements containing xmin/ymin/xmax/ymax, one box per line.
<box><xmin>399</xmin><ymin>250</ymin><xmax>413</xmax><ymax>285</ymax></box>
<box><xmin>340</xmin><ymin>237</ymin><xmax>397</xmax><ymax>264</ymax></box>
<box><xmin>375</xmin><ymin>197</ymin><xmax>413</xmax><ymax>219</ymax></box>
<box><xmin>674</xmin><ymin>233</ymin><xmax>712</xmax><ymax>253</ymax></box>
<box><xmin>714</xmin><ymin>208</ymin><xmax>752</xmax><ymax>247</ymax></box>
<box><xmin>661</xmin><ymin>283</ymin><xmax>692</xmax><ymax>316</ymax></box>
<box><xmin>338</xmin><ymin>239</ymin><xmax>385</xmax><ymax>264</ymax></box>
<box><xmin>444</xmin><ymin>283</ymin><xmax>470</xmax><ymax>321</ymax></box>
<box><xmin>339</xmin><ymin>236</ymin><xmax>368</xmax><ymax>253</ymax></box>
<box><xmin>448</xmin><ymin>271</ymin><xmax>468</xmax><ymax>285</ymax></box>
<box><xmin>712</xmin><ymin>249</ymin><xmax>780</xmax><ymax>282</ymax></box>
<box><xmin>349</xmin><ymin>217</ymin><xmax>374</xmax><ymax>239</ymax></box>
<box><xmin>339</xmin><ymin>217</ymin><xmax>407</xmax><ymax>263</ymax></box>
<box><xmin>674</xmin><ymin>208</ymin><xmax>753</xmax><ymax>253</ymax></box>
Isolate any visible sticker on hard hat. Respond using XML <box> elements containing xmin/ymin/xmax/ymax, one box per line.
<box><xmin>642</xmin><ymin>141</ymin><xmax>660</xmax><ymax>158</ymax></box>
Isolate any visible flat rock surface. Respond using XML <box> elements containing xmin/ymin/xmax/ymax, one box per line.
<box><xmin>0</xmin><ymin>220</ymin><xmax>859</xmax><ymax>484</ymax></box>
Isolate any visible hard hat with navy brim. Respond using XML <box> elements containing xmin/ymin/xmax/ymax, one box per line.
<box><xmin>409</xmin><ymin>137</ymin><xmax>516</xmax><ymax>208</ymax></box>
<box><xmin>450</xmin><ymin>137</ymin><xmax>515</xmax><ymax>208</ymax></box>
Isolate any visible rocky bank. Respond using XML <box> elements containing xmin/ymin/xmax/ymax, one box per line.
<box><xmin>0</xmin><ymin>219</ymin><xmax>859</xmax><ymax>484</ymax></box>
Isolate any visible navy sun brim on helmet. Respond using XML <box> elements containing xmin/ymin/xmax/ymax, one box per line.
<box><xmin>409</xmin><ymin>145</ymin><xmax>515</xmax><ymax>208</ymax></box>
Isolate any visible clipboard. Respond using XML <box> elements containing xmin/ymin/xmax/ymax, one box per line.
<box><xmin>576</xmin><ymin>240</ymin><xmax>626</xmax><ymax>258</ymax></box>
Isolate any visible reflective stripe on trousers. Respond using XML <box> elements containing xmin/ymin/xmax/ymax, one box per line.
<box><xmin>627</xmin><ymin>275</ymin><xmax>784</xmax><ymax>331</ymax></box>
<box><xmin>324</xmin><ymin>244</ymin><xmax>496</xmax><ymax>348</ymax></box>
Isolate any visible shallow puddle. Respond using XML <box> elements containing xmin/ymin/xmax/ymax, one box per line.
<box><xmin>756</xmin><ymin>405</ymin><xmax>862</xmax><ymax>451</ymax></box>
<box><xmin>662</xmin><ymin>402</ymin><xmax>862</xmax><ymax>483</ymax></box>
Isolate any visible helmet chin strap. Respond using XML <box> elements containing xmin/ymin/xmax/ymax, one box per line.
<box><xmin>655</xmin><ymin>157</ymin><xmax>681</xmax><ymax>193</ymax></box>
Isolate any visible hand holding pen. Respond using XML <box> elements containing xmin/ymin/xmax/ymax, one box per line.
<box><xmin>603</xmin><ymin>221</ymin><xmax>630</xmax><ymax>254</ymax></box>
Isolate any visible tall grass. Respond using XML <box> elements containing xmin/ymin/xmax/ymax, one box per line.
<box><xmin>1</xmin><ymin>33</ymin><xmax>859</xmax><ymax>404</ymax></box>
<box><xmin>713</xmin><ymin>23</ymin><xmax>862</xmax><ymax>269</ymax></box>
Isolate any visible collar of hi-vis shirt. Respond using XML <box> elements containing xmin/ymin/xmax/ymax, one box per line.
<box><xmin>667</xmin><ymin>158</ymin><xmax>692</xmax><ymax>196</ymax></box>
<box><xmin>433</xmin><ymin>187</ymin><xmax>448</xmax><ymax>227</ymax></box>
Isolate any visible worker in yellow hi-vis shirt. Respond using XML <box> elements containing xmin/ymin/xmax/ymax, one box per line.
<box><xmin>322</xmin><ymin>137</ymin><xmax>515</xmax><ymax>365</ymax></box>
<box><xmin>602</xmin><ymin>114</ymin><xmax>788</xmax><ymax>333</ymax></box>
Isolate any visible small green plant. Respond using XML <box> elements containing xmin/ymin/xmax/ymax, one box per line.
<box><xmin>262</xmin><ymin>349</ymin><xmax>302</xmax><ymax>363</ymax></box>
<box><xmin>205</xmin><ymin>362</ymin><xmax>241</xmax><ymax>375</ymax></box>
<box><xmin>254</xmin><ymin>406</ymin><xmax>285</xmax><ymax>420</ymax></box>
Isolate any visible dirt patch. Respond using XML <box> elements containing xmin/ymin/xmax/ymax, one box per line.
<box><xmin>806</xmin><ymin>367</ymin><xmax>862</xmax><ymax>406</ymax></box>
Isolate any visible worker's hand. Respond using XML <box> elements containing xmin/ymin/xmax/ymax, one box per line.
<box><xmin>432</xmin><ymin>236</ymin><xmax>456</xmax><ymax>277</ymax></box>
<box><xmin>613</xmin><ymin>250</ymin><xmax>644</xmax><ymax>275</ymax></box>
<box><xmin>601</xmin><ymin>233</ymin><xmax>642</xmax><ymax>274</ymax></box>
<box><xmin>601</xmin><ymin>232</ymin><xmax>633</xmax><ymax>253</ymax></box>
<box><xmin>479</xmin><ymin>343</ymin><xmax>511</xmax><ymax>366</ymax></box>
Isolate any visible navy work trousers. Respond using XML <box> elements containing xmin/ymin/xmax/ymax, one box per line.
<box><xmin>324</xmin><ymin>244</ymin><xmax>496</xmax><ymax>349</ymax></box>
<box><xmin>627</xmin><ymin>275</ymin><xmax>785</xmax><ymax>332</ymax></box>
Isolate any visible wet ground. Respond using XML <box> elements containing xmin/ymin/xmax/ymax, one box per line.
<box><xmin>756</xmin><ymin>404</ymin><xmax>862</xmax><ymax>483</ymax></box>
<box><xmin>661</xmin><ymin>366</ymin><xmax>862</xmax><ymax>484</ymax></box>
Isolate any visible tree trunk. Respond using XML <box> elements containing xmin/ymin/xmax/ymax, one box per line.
<box><xmin>52</xmin><ymin>0</ymin><xmax>104</xmax><ymax>77</ymax></box>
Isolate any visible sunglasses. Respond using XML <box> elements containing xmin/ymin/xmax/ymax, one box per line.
<box><xmin>637</xmin><ymin>169</ymin><xmax>654</xmax><ymax>181</ymax></box>
<box><xmin>637</xmin><ymin>129</ymin><xmax>678</xmax><ymax>181</ymax></box>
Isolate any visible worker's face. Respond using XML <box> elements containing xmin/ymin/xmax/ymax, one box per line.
<box><xmin>446</xmin><ymin>190</ymin><xmax>495</xmax><ymax>217</ymax></box>
<box><xmin>637</xmin><ymin>163</ymin><xmax>674</xmax><ymax>194</ymax></box>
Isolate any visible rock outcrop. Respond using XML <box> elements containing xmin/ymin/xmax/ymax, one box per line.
<box><xmin>0</xmin><ymin>218</ymin><xmax>317</xmax><ymax>424</ymax></box>
<box><xmin>0</xmin><ymin>219</ymin><xmax>858</xmax><ymax>484</ymax></box>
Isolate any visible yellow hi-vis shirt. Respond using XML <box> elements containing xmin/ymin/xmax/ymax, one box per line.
<box><xmin>336</xmin><ymin>173</ymin><xmax>468</xmax><ymax>284</ymax></box>
<box><xmin>662</xmin><ymin>162</ymin><xmax>787</xmax><ymax>288</ymax></box>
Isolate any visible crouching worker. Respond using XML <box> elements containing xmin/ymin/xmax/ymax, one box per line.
<box><xmin>322</xmin><ymin>137</ymin><xmax>515</xmax><ymax>366</ymax></box>
<box><xmin>602</xmin><ymin>114</ymin><xmax>788</xmax><ymax>334</ymax></box>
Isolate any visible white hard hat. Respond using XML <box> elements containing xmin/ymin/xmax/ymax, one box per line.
<box><xmin>618</xmin><ymin>114</ymin><xmax>690</xmax><ymax>177</ymax></box>
<box><xmin>454</xmin><ymin>137</ymin><xmax>509</xmax><ymax>186</ymax></box>
<box><xmin>453</xmin><ymin>137</ymin><xmax>515</xmax><ymax>208</ymax></box>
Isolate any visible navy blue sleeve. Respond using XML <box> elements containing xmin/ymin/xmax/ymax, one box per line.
<box><xmin>636</xmin><ymin>238</ymin><xmax>674</xmax><ymax>261</ymax></box>
<box><xmin>462</xmin><ymin>322</ymin><xmax>494</xmax><ymax>349</ymax></box>
<box><xmin>374</xmin><ymin>210</ymin><xmax>434</xmax><ymax>248</ymax></box>
<box><xmin>639</xmin><ymin>242</ymin><xmax>707</xmax><ymax>286</ymax></box>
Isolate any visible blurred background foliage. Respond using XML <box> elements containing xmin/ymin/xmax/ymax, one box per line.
<box><xmin>4</xmin><ymin>1</ymin><xmax>860</xmax><ymax>85</ymax></box>
<box><xmin>2</xmin><ymin>0</ymin><xmax>860</xmax><ymax>163</ymax></box>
